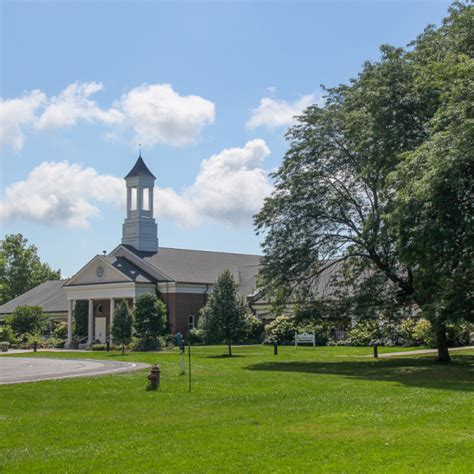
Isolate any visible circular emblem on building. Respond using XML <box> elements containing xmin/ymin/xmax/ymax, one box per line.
<box><xmin>96</xmin><ymin>265</ymin><xmax>105</xmax><ymax>279</ymax></box>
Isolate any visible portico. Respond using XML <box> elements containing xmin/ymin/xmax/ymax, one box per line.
<box><xmin>63</xmin><ymin>260</ymin><xmax>157</xmax><ymax>347</ymax></box>
<box><xmin>66</xmin><ymin>297</ymin><xmax>125</xmax><ymax>347</ymax></box>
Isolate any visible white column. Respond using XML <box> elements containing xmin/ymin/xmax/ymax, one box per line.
<box><xmin>88</xmin><ymin>299</ymin><xmax>94</xmax><ymax>346</ymax></box>
<box><xmin>109</xmin><ymin>298</ymin><xmax>115</xmax><ymax>343</ymax></box>
<box><xmin>148</xmin><ymin>187</ymin><xmax>153</xmax><ymax>216</ymax></box>
<box><xmin>126</xmin><ymin>188</ymin><xmax>131</xmax><ymax>217</ymax></box>
<box><xmin>137</xmin><ymin>186</ymin><xmax>143</xmax><ymax>211</ymax></box>
<box><xmin>67</xmin><ymin>300</ymin><xmax>73</xmax><ymax>345</ymax></box>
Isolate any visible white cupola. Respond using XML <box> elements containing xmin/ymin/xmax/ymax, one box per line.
<box><xmin>121</xmin><ymin>152</ymin><xmax>158</xmax><ymax>253</ymax></box>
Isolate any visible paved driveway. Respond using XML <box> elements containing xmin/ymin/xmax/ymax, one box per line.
<box><xmin>0</xmin><ymin>357</ymin><xmax>149</xmax><ymax>384</ymax></box>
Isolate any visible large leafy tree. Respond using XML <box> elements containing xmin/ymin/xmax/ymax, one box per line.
<box><xmin>198</xmin><ymin>269</ymin><xmax>251</xmax><ymax>356</ymax></box>
<box><xmin>255</xmin><ymin>2</ymin><xmax>473</xmax><ymax>362</ymax></box>
<box><xmin>390</xmin><ymin>5</ymin><xmax>474</xmax><ymax>356</ymax></box>
<box><xmin>0</xmin><ymin>234</ymin><xmax>61</xmax><ymax>305</ymax></box>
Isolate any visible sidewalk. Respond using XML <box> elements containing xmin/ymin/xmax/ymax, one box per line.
<box><xmin>378</xmin><ymin>346</ymin><xmax>474</xmax><ymax>358</ymax></box>
<box><xmin>0</xmin><ymin>348</ymin><xmax>87</xmax><ymax>355</ymax></box>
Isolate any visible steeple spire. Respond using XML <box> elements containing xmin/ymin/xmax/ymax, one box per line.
<box><xmin>124</xmin><ymin>153</ymin><xmax>156</xmax><ymax>179</ymax></box>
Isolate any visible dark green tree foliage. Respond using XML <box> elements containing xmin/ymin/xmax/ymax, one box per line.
<box><xmin>112</xmin><ymin>301</ymin><xmax>133</xmax><ymax>355</ymax></box>
<box><xmin>133</xmin><ymin>293</ymin><xmax>167</xmax><ymax>350</ymax></box>
<box><xmin>198</xmin><ymin>269</ymin><xmax>251</xmax><ymax>356</ymax></box>
<box><xmin>73</xmin><ymin>301</ymin><xmax>88</xmax><ymax>338</ymax></box>
<box><xmin>255</xmin><ymin>3</ymin><xmax>473</xmax><ymax>362</ymax></box>
<box><xmin>0</xmin><ymin>234</ymin><xmax>61</xmax><ymax>305</ymax></box>
<box><xmin>390</xmin><ymin>4</ymin><xmax>474</xmax><ymax>357</ymax></box>
<box><xmin>6</xmin><ymin>306</ymin><xmax>47</xmax><ymax>337</ymax></box>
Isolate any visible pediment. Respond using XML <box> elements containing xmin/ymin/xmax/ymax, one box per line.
<box><xmin>65</xmin><ymin>255</ymin><xmax>132</xmax><ymax>286</ymax></box>
<box><xmin>109</xmin><ymin>244</ymin><xmax>173</xmax><ymax>282</ymax></box>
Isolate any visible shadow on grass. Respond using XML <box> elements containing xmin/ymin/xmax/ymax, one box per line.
<box><xmin>245</xmin><ymin>355</ymin><xmax>474</xmax><ymax>392</ymax></box>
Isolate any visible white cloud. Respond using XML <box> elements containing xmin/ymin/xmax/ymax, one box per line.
<box><xmin>36</xmin><ymin>82</ymin><xmax>123</xmax><ymax>130</ymax></box>
<box><xmin>246</xmin><ymin>93</ymin><xmax>318</xmax><ymax>130</ymax></box>
<box><xmin>117</xmin><ymin>83</ymin><xmax>215</xmax><ymax>147</ymax></box>
<box><xmin>0</xmin><ymin>82</ymin><xmax>215</xmax><ymax>152</ymax></box>
<box><xmin>0</xmin><ymin>90</ymin><xmax>46</xmax><ymax>152</ymax></box>
<box><xmin>0</xmin><ymin>161</ymin><xmax>123</xmax><ymax>228</ymax></box>
<box><xmin>0</xmin><ymin>141</ymin><xmax>272</xmax><ymax>229</ymax></box>
<box><xmin>155</xmin><ymin>139</ymin><xmax>273</xmax><ymax>227</ymax></box>
<box><xmin>155</xmin><ymin>187</ymin><xmax>201</xmax><ymax>228</ymax></box>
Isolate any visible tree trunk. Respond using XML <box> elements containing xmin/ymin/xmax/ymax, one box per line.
<box><xmin>228</xmin><ymin>342</ymin><xmax>232</xmax><ymax>357</ymax></box>
<box><xmin>436</xmin><ymin>322</ymin><xmax>450</xmax><ymax>363</ymax></box>
<box><xmin>122</xmin><ymin>342</ymin><xmax>125</xmax><ymax>355</ymax></box>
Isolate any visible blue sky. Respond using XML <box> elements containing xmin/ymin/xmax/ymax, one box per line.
<box><xmin>1</xmin><ymin>0</ymin><xmax>452</xmax><ymax>277</ymax></box>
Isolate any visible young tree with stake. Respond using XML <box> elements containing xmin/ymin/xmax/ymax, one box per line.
<box><xmin>133</xmin><ymin>293</ymin><xmax>167</xmax><ymax>351</ymax></box>
<box><xmin>112</xmin><ymin>301</ymin><xmax>133</xmax><ymax>355</ymax></box>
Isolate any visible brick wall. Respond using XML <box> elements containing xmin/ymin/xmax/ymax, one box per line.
<box><xmin>162</xmin><ymin>292</ymin><xmax>207</xmax><ymax>335</ymax></box>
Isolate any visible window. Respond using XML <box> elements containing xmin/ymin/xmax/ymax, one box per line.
<box><xmin>130</xmin><ymin>187</ymin><xmax>137</xmax><ymax>210</ymax></box>
<box><xmin>142</xmin><ymin>188</ymin><xmax>150</xmax><ymax>210</ymax></box>
<box><xmin>188</xmin><ymin>315</ymin><xmax>195</xmax><ymax>330</ymax></box>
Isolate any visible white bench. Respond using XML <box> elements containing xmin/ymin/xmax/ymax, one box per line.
<box><xmin>295</xmin><ymin>332</ymin><xmax>316</xmax><ymax>348</ymax></box>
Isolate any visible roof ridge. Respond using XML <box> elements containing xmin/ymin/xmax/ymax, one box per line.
<box><xmin>158</xmin><ymin>247</ymin><xmax>262</xmax><ymax>258</ymax></box>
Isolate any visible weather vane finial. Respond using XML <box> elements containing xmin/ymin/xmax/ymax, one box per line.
<box><xmin>139</xmin><ymin>143</ymin><xmax>142</xmax><ymax>158</ymax></box>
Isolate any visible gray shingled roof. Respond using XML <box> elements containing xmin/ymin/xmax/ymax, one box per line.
<box><xmin>142</xmin><ymin>247</ymin><xmax>261</xmax><ymax>290</ymax></box>
<box><xmin>250</xmin><ymin>260</ymin><xmax>345</xmax><ymax>304</ymax></box>
<box><xmin>124</xmin><ymin>157</ymin><xmax>156</xmax><ymax>179</ymax></box>
<box><xmin>103</xmin><ymin>256</ymin><xmax>155</xmax><ymax>283</ymax></box>
<box><xmin>0</xmin><ymin>280</ymin><xmax>69</xmax><ymax>315</ymax></box>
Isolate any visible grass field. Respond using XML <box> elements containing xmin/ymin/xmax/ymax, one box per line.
<box><xmin>1</xmin><ymin>346</ymin><xmax>473</xmax><ymax>473</ymax></box>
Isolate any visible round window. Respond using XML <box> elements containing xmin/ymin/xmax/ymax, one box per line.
<box><xmin>96</xmin><ymin>304</ymin><xmax>103</xmax><ymax>314</ymax></box>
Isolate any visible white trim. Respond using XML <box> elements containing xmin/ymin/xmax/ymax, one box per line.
<box><xmin>110</xmin><ymin>298</ymin><xmax>115</xmax><ymax>343</ymax></box>
<box><xmin>64</xmin><ymin>255</ymin><xmax>132</xmax><ymax>287</ymax></box>
<box><xmin>67</xmin><ymin>300</ymin><xmax>73</xmax><ymax>343</ymax></box>
<box><xmin>158</xmin><ymin>282</ymin><xmax>211</xmax><ymax>294</ymax></box>
<box><xmin>64</xmin><ymin>282</ymin><xmax>156</xmax><ymax>301</ymax></box>
<box><xmin>88</xmin><ymin>300</ymin><xmax>94</xmax><ymax>345</ymax></box>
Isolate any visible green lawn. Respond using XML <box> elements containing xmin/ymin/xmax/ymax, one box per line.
<box><xmin>1</xmin><ymin>346</ymin><xmax>473</xmax><ymax>473</ymax></box>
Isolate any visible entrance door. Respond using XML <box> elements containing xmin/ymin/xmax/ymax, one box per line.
<box><xmin>95</xmin><ymin>317</ymin><xmax>107</xmax><ymax>343</ymax></box>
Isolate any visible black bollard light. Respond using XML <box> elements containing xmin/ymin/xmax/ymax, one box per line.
<box><xmin>273</xmin><ymin>341</ymin><xmax>278</xmax><ymax>355</ymax></box>
<box><xmin>373</xmin><ymin>344</ymin><xmax>378</xmax><ymax>358</ymax></box>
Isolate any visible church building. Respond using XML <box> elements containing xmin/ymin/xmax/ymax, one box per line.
<box><xmin>0</xmin><ymin>155</ymin><xmax>267</xmax><ymax>347</ymax></box>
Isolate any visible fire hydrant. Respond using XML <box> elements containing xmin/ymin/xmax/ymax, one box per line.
<box><xmin>147</xmin><ymin>365</ymin><xmax>161</xmax><ymax>391</ymax></box>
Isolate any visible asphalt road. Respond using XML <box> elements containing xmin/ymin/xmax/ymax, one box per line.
<box><xmin>0</xmin><ymin>357</ymin><xmax>149</xmax><ymax>384</ymax></box>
